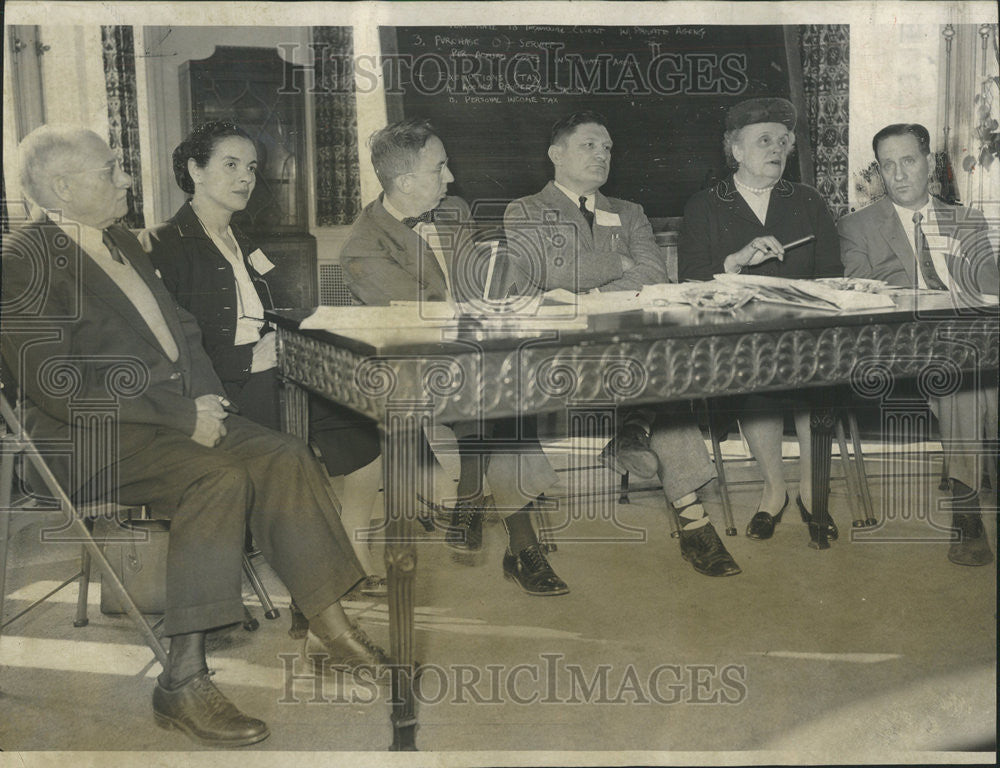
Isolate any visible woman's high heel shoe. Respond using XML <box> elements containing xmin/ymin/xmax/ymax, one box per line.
<box><xmin>746</xmin><ymin>493</ymin><xmax>789</xmax><ymax>540</ymax></box>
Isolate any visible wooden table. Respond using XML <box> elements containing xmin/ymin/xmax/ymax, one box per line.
<box><xmin>268</xmin><ymin>294</ymin><xmax>999</xmax><ymax>750</ymax></box>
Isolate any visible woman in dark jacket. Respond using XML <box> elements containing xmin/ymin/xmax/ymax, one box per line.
<box><xmin>678</xmin><ymin>97</ymin><xmax>843</xmax><ymax>543</ymax></box>
<box><xmin>142</xmin><ymin>121</ymin><xmax>385</xmax><ymax>594</ymax></box>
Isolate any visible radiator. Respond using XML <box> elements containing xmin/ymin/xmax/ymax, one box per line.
<box><xmin>317</xmin><ymin>262</ymin><xmax>357</xmax><ymax>306</ymax></box>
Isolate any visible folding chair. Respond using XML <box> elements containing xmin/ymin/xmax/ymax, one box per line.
<box><xmin>0</xmin><ymin>389</ymin><xmax>168</xmax><ymax>666</ymax></box>
<box><xmin>1</xmin><ymin>390</ymin><xmax>280</xmax><ymax>662</ymax></box>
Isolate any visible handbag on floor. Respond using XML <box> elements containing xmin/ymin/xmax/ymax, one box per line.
<box><xmin>100</xmin><ymin>516</ymin><xmax>169</xmax><ymax>615</ymax></box>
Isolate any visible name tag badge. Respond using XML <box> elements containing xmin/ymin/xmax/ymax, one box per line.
<box><xmin>594</xmin><ymin>209</ymin><xmax>622</xmax><ymax>227</ymax></box>
<box><xmin>248</xmin><ymin>249</ymin><xmax>276</xmax><ymax>275</ymax></box>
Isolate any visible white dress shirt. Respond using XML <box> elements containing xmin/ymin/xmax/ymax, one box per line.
<box><xmin>383</xmin><ymin>197</ymin><xmax>453</xmax><ymax>298</ymax></box>
<box><xmin>733</xmin><ymin>176</ymin><xmax>774</xmax><ymax>225</ymax></box>
<box><xmin>891</xmin><ymin>199</ymin><xmax>952</xmax><ymax>290</ymax></box>
<box><xmin>553</xmin><ymin>180</ymin><xmax>595</xmax><ymax>218</ymax></box>
<box><xmin>197</xmin><ymin>221</ymin><xmax>266</xmax><ymax>346</ymax></box>
<box><xmin>53</xmin><ymin>215</ymin><xmax>180</xmax><ymax>361</ymax></box>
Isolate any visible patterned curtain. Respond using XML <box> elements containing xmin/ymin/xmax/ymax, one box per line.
<box><xmin>799</xmin><ymin>25</ymin><xmax>850</xmax><ymax>219</ymax></box>
<box><xmin>312</xmin><ymin>27</ymin><xmax>362</xmax><ymax>226</ymax></box>
<box><xmin>101</xmin><ymin>25</ymin><xmax>144</xmax><ymax>228</ymax></box>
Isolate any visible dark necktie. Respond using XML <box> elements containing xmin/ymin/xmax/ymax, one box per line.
<box><xmin>912</xmin><ymin>212</ymin><xmax>945</xmax><ymax>290</ymax></box>
<box><xmin>579</xmin><ymin>196</ymin><xmax>594</xmax><ymax>229</ymax></box>
<box><xmin>102</xmin><ymin>228</ymin><xmax>127</xmax><ymax>265</ymax></box>
<box><xmin>403</xmin><ymin>209</ymin><xmax>435</xmax><ymax>229</ymax></box>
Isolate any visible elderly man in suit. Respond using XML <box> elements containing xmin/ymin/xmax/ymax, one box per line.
<box><xmin>839</xmin><ymin>122</ymin><xmax>999</xmax><ymax>566</ymax></box>
<box><xmin>341</xmin><ymin>118</ymin><xmax>569</xmax><ymax>596</ymax></box>
<box><xmin>1</xmin><ymin>125</ymin><xmax>389</xmax><ymax>747</ymax></box>
<box><xmin>503</xmin><ymin>111</ymin><xmax>741</xmax><ymax>578</ymax></box>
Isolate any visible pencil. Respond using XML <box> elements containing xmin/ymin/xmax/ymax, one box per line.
<box><xmin>782</xmin><ymin>234</ymin><xmax>816</xmax><ymax>251</ymax></box>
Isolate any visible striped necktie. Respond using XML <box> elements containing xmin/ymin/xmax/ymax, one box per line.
<box><xmin>912</xmin><ymin>212</ymin><xmax>945</xmax><ymax>290</ymax></box>
<box><xmin>102</xmin><ymin>228</ymin><xmax>127</xmax><ymax>265</ymax></box>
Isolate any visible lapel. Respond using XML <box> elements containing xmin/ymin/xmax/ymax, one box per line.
<box><xmin>173</xmin><ymin>202</ymin><xmax>272</xmax><ymax>309</ymax></box>
<box><xmin>541</xmin><ymin>181</ymin><xmax>594</xmax><ymax>246</ymax></box>
<box><xmin>82</xmin><ymin>223</ymin><xmax>189</xmax><ymax>366</ymax></box>
<box><xmin>874</xmin><ymin>196</ymin><xmax>917</xmax><ymax>285</ymax></box>
<box><xmin>592</xmin><ymin>189</ymin><xmax>619</xmax><ymax>253</ymax></box>
<box><xmin>714</xmin><ymin>176</ymin><xmax>766</xmax><ymax>227</ymax></box>
<box><xmin>372</xmin><ymin>196</ymin><xmax>449</xmax><ymax>297</ymax></box>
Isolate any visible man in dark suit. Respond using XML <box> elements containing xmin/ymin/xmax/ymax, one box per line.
<box><xmin>342</xmin><ymin>118</ymin><xmax>569</xmax><ymax>596</ymax></box>
<box><xmin>1</xmin><ymin>125</ymin><xmax>389</xmax><ymax>747</ymax></box>
<box><xmin>504</xmin><ymin>112</ymin><xmax>741</xmax><ymax>578</ymax></box>
<box><xmin>838</xmin><ymin>122</ymin><xmax>999</xmax><ymax>566</ymax></box>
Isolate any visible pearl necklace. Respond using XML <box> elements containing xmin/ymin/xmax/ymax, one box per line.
<box><xmin>734</xmin><ymin>176</ymin><xmax>776</xmax><ymax>195</ymax></box>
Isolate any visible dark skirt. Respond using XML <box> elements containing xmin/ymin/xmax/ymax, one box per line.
<box><xmin>223</xmin><ymin>367</ymin><xmax>380</xmax><ymax>477</ymax></box>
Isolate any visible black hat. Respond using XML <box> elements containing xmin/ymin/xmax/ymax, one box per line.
<box><xmin>725</xmin><ymin>97</ymin><xmax>797</xmax><ymax>132</ymax></box>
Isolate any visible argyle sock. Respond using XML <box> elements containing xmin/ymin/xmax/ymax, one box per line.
<box><xmin>674</xmin><ymin>492</ymin><xmax>710</xmax><ymax>531</ymax></box>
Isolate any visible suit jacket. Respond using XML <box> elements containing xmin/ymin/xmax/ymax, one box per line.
<box><xmin>140</xmin><ymin>202</ymin><xmax>272</xmax><ymax>387</ymax></box>
<box><xmin>678</xmin><ymin>176</ymin><xmax>842</xmax><ymax>282</ymax></box>
<box><xmin>1</xmin><ymin>217</ymin><xmax>224</xmax><ymax>490</ymax></box>
<box><xmin>838</xmin><ymin>195</ymin><xmax>999</xmax><ymax>295</ymax></box>
<box><xmin>503</xmin><ymin>181</ymin><xmax>666</xmax><ymax>293</ymax></box>
<box><xmin>341</xmin><ymin>195</ymin><xmax>487</xmax><ymax>306</ymax></box>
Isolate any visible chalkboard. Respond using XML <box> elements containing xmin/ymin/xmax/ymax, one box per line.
<box><xmin>382</xmin><ymin>25</ymin><xmax>802</xmax><ymax>218</ymax></box>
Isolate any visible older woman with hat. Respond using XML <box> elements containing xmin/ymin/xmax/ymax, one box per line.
<box><xmin>678</xmin><ymin>97</ymin><xmax>842</xmax><ymax>543</ymax></box>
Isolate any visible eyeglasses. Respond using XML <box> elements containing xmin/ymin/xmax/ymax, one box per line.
<box><xmin>60</xmin><ymin>160</ymin><xmax>126</xmax><ymax>178</ymax></box>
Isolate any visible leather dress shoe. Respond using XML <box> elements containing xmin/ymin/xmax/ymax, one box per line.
<box><xmin>153</xmin><ymin>670</ymin><xmax>270</xmax><ymax>747</ymax></box>
<box><xmin>502</xmin><ymin>544</ymin><xmax>570</xmax><ymax>596</ymax></box>
<box><xmin>679</xmin><ymin>522</ymin><xmax>742</xmax><ymax>576</ymax></box>
<box><xmin>304</xmin><ymin>623</ymin><xmax>391</xmax><ymax>684</ymax></box>
<box><xmin>445</xmin><ymin>497</ymin><xmax>484</xmax><ymax>551</ymax></box>
<box><xmin>358</xmin><ymin>574</ymin><xmax>388</xmax><ymax>597</ymax></box>
<box><xmin>796</xmin><ymin>495</ymin><xmax>839</xmax><ymax>541</ymax></box>
<box><xmin>948</xmin><ymin>512</ymin><xmax>994</xmax><ymax>566</ymax></box>
<box><xmin>746</xmin><ymin>493</ymin><xmax>789</xmax><ymax>540</ymax></box>
<box><xmin>598</xmin><ymin>423</ymin><xmax>659</xmax><ymax>480</ymax></box>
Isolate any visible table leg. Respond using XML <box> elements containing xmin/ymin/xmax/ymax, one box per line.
<box><xmin>281</xmin><ymin>380</ymin><xmax>310</xmax><ymax>443</ymax></box>
<box><xmin>383</xmin><ymin>417</ymin><xmax>425</xmax><ymax>751</ymax></box>
<box><xmin>809</xmin><ymin>408</ymin><xmax>835</xmax><ymax>550</ymax></box>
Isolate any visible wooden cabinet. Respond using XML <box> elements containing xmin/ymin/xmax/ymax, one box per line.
<box><xmin>180</xmin><ymin>45</ymin><xmax>317</xmax><ymax>306</ymax></box>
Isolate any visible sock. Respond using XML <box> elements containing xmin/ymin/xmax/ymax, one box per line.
<box><xmin>503</xmin><ymin>504</ymin><xmax>538</xmax><ymax>553</ymax></box>
<box><xmin>456</xmin><ymin>442</ymin><xmax>484</xmax><ymax>501</ymax></box>
<box><xmin>674</xmin><ymin>492</ymin><xmax>709</xmax><ymax>531</ymax></box>
<box><xmin>951</xmin><ymin>480</ymin><xmax>980</xmax><ymax>513</ymax></box>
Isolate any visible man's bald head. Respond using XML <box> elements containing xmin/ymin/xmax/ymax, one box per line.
<box><xmin>18</xmin><ymin>125</ymin><xmax>131</xmax><ymax>228</ymax></box>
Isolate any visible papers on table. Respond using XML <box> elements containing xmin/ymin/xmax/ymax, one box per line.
<box><xmin>300</xmin><ymin>303</ymin><xmax>455</xmax><ymax>331</ymax></box>
<box><xmin>299</xmin><ymin>274</ymin><xmax>902</xmax><ymax>337</ymax></box>
<box><xmin>299</xmin><ymin>299</ymin><xmax>589</xmax><ymax>335</ymax></box>
<box><xmin>714</xmin><ymin>273</ymin><xmax>897</xmax><ymax>311</ymax></box>
<box><xmin>543</xmin><ymin>288</ymin><xmax>645</xmax><ymax>315</ymax></box>
<box><xmin>638</xmin><ymin>276</ymin><xmax>897</xmax><ymax>313</ymax></box>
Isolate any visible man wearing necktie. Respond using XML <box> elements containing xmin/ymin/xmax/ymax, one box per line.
<box><xmin>839</xmin><ymin>123</ymin><xmax>999</xmax><ymax>566</ymax></box>
<box><xmin>2</xmin><ymin>126</ymin><xmax>389</xmax><ymax>747</ymax></box>
<box><xmin>503</xmin><ymin>112</ymin><xmax>741</xmax><ymax>578</ymax></box>
<box><xmin>342</xmin><ymin>118</ymin><xmax>569</xmax><ymax>596</ymax></box>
